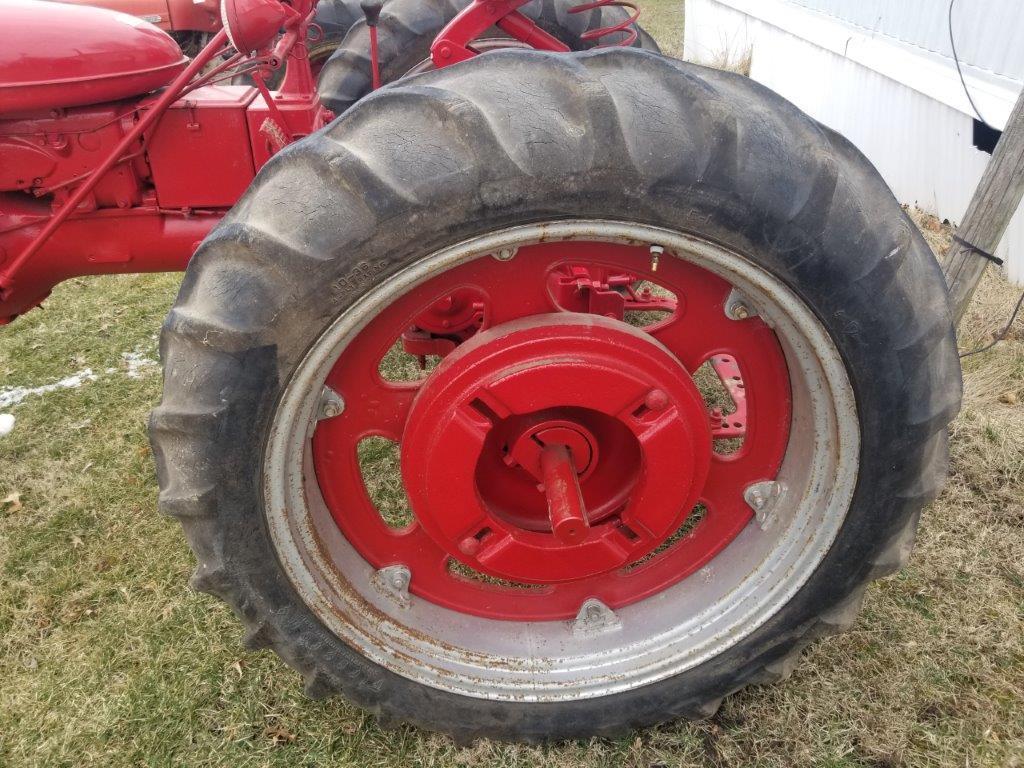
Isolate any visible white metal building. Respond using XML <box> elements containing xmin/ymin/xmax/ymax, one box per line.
<box><xmin>683</xmin><ymin>0</ymin><xmax>1024</xmax><ymax>282</ymax></box>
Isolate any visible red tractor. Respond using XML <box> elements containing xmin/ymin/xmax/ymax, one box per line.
<box><xmin>0</xmin><ymin>0</ymin><xmax>960</xmax><ymax>742</ymax></box>
<box><xmin>47</xmin><ymin>0</ymin><xmax>368</xmax><ymax>71</ymax></box>
<box><xmin>46</xmin><ymin>0</ymin><xmax>226</xmax><ymax>50</ymax></box>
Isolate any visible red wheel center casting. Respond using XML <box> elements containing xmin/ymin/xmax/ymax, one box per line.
<box><xmin>311</xmin><ymin>240</ymin><xmax>793</xmax><ymax>620</ymax></box>
<box><xmin>400</xmin><ymin>313</ymin><xmax>713</xmax><ymax>584</ymax></box>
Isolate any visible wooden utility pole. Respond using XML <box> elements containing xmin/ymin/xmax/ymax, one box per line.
<box><xmin>943</xmin><ymin>87</ymin><xmax>1024</xmax><ymax>325</ymax></box>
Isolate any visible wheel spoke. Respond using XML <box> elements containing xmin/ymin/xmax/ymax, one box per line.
<box><xmin>345</xmin><ymin>383</ymin><xmax>416</xmax><ymax>442</ymax></box>
<box><xmin>700</xmin><ymin>460</ymin><xmax>757</xmax><ymax>516</ymax></box>
<box><xmin>479</xmin><ymin>249</ymin><xmax>560</xmax><ymax>325</ymax></box>
<box><xmin>321</xmin><ymin>360</ymin><xmax>417</xmax><ymax>442</ymax></box>
<box><xmin>645</xmin><ymin>276</ymin><xmax>738</xmax><ymax>371</ymax></box>
<box><xmin>703</xmin><ymin>451</ymin><xmax>779</xmax><ymax>501</ymax></box>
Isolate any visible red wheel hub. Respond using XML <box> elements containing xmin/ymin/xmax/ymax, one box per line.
<box><xmin>401</xmin><ymin>313</ymin><xmax>713</xmax><ymax>583</ymax></box>
<box><xmin>310</xmin><ymin>241</ymin><xmax>792</xmax><ymax>620</ymax></box>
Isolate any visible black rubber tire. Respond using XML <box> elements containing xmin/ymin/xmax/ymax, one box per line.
<box><xmin>171</xmin><ymin>31</ymin><xmax>215</xmax><ymax>59</ymax></box>
<box><xmin>309</xmin><ymin>0</ymin><xmax>366</xmax><ymax>70</ymax></box>
<box><xmin>316</xmin><ymin>0</ymin><xmax>660</xmax><ymax>114</ymax></box>
<box><xmin>150</xmin><ymin>48</ymin><xmax>961</xmax><ymax>742</ymax></box>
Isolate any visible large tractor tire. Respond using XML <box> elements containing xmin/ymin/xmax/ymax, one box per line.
<box><xmin>151</xmin><ymin>48</ymin><xmax>961</xmax><ymax>741</ymax></box>
<box><xmin>308</xmin><ymin>0</ymin><xmax>367</xmax><ymax>76</ymax></box>
<box><xmin>317</xmin><ymin>0</ymin><xmax>660</xmax><ymax>114</ymax></box>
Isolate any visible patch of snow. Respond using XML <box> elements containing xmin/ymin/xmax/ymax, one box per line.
<box><xmin>122</xmin><ymin>351</ymin><xmax>158</xmax><ymax>379</ymax></box>
<box><xmin>1</xmin><ymin>346</ymin><xmax>159</xmax><ymax>411</ymax></box>
<box><xmin>0</xmin><ymin>413</ymin><xmax>14</xmax><ymax>435</ymax></box>
<box><xmin>0</xmin><ymin>369</ymin><xmax>98</xmax><ymax>409</ymax></box>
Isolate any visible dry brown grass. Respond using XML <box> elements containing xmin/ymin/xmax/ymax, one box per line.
<box><xmin>702</xmin><ymin>44</ymin><xmax>753</xmax><ymax>76</ymax></box>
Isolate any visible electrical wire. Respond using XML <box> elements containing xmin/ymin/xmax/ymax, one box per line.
<box><xmin>959</xmin><ymin>287</ymin><xmax>1024</xmax><ymax>358</ymax></box>
<box><xmin>948</xmin><ymin>0</ymin><xmax>993</xmax><ymax>129</ymax></box>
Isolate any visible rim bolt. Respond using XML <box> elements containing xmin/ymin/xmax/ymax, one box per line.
<box><xmin>370</xmin><ymin>565</ymin><xmax>412</xmax><ymax>608</ymax></box>
<box><xmin>494</xmin><ymin>246</ymin><xmax>517</xmax><ymax>261</ymax></box>
<box><xmin>573</xmin><ymin>598</ymin><xmax>622</xmax><ymax>637</ymax></box>
<box><xmin>645</xmin><ymin>389</ymin><xmax>669</xmax><ymax>411</ymax></box>
<box><xmin>318</xmin><ymin>386</ymin><xmax>345</xmax><ymax>421</ymax></box>
<box><xmin>458</xmin><ymin>536</ymin><xmax>481</xmax><ymax>556</ymax></box>
<box><xmin>725</xmin><ymin>289</ymin><xmax>757</xmax><ymax>321</ymax></box>
<box><xmin>744</xmin><ymin>481</ymin><xmax>786</xmax><ymax>530</ymax></box>
<box><xmin>724</xmin><ymin>290</ymin><xmax>757</xmax><ymax>321</ymax></box>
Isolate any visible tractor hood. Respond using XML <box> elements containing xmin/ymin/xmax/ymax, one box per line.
<box><xmin>0</xmin><ymin>0</ymin><xmax>188</xmax><ymax>115</ymax></box>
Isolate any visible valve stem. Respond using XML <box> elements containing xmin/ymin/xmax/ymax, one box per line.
<box><xmin>650</xmin><ymin>244</ymin><xmax>664</xmax><ymax>272</ymax></box>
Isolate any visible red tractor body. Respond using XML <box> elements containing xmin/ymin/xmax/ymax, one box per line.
<box><xmin>0</xmin><ymin>0</ymin><xmax>330</xmax><ymax>321</ymax></box>
<box><xmin>0</xmin><ymin>0</ymin><xmax>586</xmax><ymax>323</ymax></box>
<box><xmin>43</xmin><ymin>0</ymin><xmax>221</xmax><ymax>34</ymax></box>
<box><xmin>1</xmin><ymin>2</ymin><xmax>188</xmax><ymax>112</ymax></box>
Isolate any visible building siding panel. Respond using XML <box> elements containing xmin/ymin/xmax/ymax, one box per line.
<box><xmin>684</xmin><ymin>0</ymin><xmax>1024</xmax><ymax>283</ymax></box>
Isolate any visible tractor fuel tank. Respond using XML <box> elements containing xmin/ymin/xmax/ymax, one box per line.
<box><xmin>144</xmin><ymin>85</ymin><xmax>259</xmax><ymax>209</ymax></box>
<box><xmin>0</xmin><ymin>0</ymin><xmax>187</xmax><ymax>115</ymax></box>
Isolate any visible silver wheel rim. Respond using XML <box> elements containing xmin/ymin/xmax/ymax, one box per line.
<box><xmin>263</xmin><ymin>220</ymin><xmax>860</xmax><ymax>702</ymax></box>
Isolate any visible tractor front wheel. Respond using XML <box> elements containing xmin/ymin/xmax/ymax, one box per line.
<box><xmin>308</xmin><ymin>0</ymin><xmax>367</xmax><ymax>77</ymax></box>
<box><xmin>151</xmin><ymin>48</ymin><xmax>960</xmax><ymax>740</ymax></box>
<box><xmin>316</xmin><ymin>0</ymin><xmax>659</xmax><ymax>114</ymax></box>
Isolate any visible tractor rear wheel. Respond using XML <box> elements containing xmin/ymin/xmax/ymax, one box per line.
<box><xmin>316</xmin><ymin>0</ymin><xmax>659</xmax><ymax>114</ymax></box>
<box><xmin>308</xmin><ymin>0</ymin><xmax>367</xmax><ymax>77</ymax></box>
<box><xmin>151</xmin><ymin>48</ymin><xmax>960</xmax><ymax>741</ymax></box>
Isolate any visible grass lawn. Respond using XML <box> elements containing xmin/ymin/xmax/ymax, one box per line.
<box><xmin>3</xmin><ymin>3</ymin><xmax>1023</xmax><ymax>765</ymax></box>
